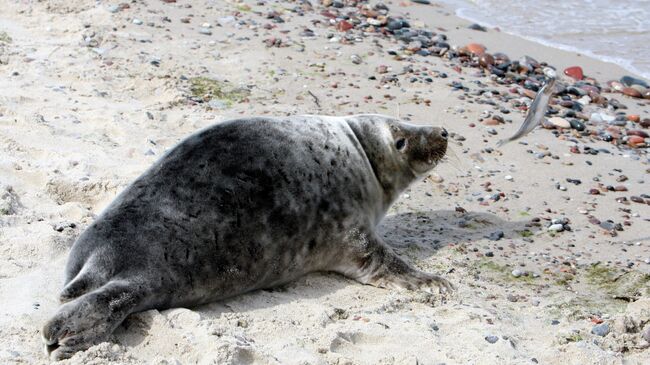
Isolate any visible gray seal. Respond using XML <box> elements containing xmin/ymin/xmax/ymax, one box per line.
<box><xmin>42</xmin><ymin>114</ymin><xmax>451</xmax><ymax>360</ymax></box>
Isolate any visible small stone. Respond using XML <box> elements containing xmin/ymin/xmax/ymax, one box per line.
<box><xmin>482</xmin><ymin>118</ymin><xmax>501</xmax><ymax>126</ymax></box>
<box><xmin>620</xmin><ymin>75</ymin><xmax>649</xmax><ymax>88</ymax></box>
<box><xmin>479</xmin><ymin>54</ymin><xmax>495</xmax><ymax>68</ymax></box>
<box><xmin>132</xmin><ymin>18</ymin><xmax>143</xmax><ymax>25</ymax></box>
<box><xmin>622</xmin><ymin>87</ymin><xmax>642</xmax><ymax>98</ymax></box>
<box><xmin>569</xmin><ymin>119</ymin><xmax>585</xmax><ymax>131</ymax></box>
<box><xmin>511</xmin><ymin>269</ymin><xmax>523</xmax><ymax>278</ymax></box>
<box><xmin>466</xmin><ymin>43</ymin><xmax>486</xmax><ymax>56</ymax></box>
<box><xmin>350</xmin><ymin>54</ymin><xmax>362</xmax><ymax>64</ymax></box>
<box><xmin>630</xmin><ymin>196</ymin><xmax>645</xmax><ymax>204</ymax></box>
<box><xmin>563</xmin><ymin>66</ymin><xmax>583</xmax><ymax>80</ymax></box>
<box><xmin>627</xmin><ymin>135</ymin><xmax>645</xmax><ymax>146</ymax></box>
<box><xmin>548</xmin><ymin>117</ymin><xmax>570</xmax><ymax>129</ymax></box>
<box><xmin>336</xmin><ymin>20</ymin><xmax>353</xmax><ymax>32</ymax></box>
<box><xmin>547</xmin><ymin>224</ymin><xmax>564</xmax><ymax>232</ymax></box>
<box><xmin>487</xmin><ymin>231</ymin><xmax>504</xmax><ymax>241</ymax></box>
<box><xmin>468</xmin><ymin>23</ymin><xmax>487</xmax><ymax>32</ymax></box>
<box><xmin>627</xmin><ymin>115</ymin><xmax>641</xmax><ymax>123</ymax></box>
<box><xmin>599</xmin><ymin>221</ymin><xmax>615</xmax><ymax>231</ymax></box>
<box><xmin>485</xmin><ymin>335</ymin><xmax>499</xmax><ymax>344</ymax></box>
<box><xmin>627</xmin><ymin>130</ymin><xmax>649</xmax><ymax>138</ymax></box>
<box><xmin>507</xmin><ymin>293</ymin><xmax>519</xmax><ymax>302</ymax></box>
<box><xmin>505</xmin><ymin>175</ymin><xmax>513</xmax><ymax>181</ymax></box>
<box><xmin>591</xmin><ymin>323</ymin><xmax>609</xmax><ymax>337</ymax></box>
<box><xmin>199</xmin><ymin>28</ymin><xmax>212</xmax><ymax>35</ymax></box>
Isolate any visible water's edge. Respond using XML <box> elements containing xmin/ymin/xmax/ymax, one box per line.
<box><xmin>442</xmin><ymin>0</ymin><xmax>650</xmax><ymax>81</ymax></box>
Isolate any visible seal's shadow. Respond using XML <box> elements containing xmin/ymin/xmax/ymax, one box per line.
<box><xmin>116</xmin><ymin>209</ymin><xmax>537</xmax><ymax>347</ymax></box>
<box><xmin>378</xmin><ymin>209</ymin><xmax>538</xmax><ymax>260</ymax></box>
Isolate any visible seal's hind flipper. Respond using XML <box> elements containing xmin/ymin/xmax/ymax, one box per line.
<box><xmin>43</xmin><ymin>280</ymin><xmax>147</xmax><ymax>360</ymax></box>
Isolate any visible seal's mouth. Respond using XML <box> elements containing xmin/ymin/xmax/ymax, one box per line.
<box><xmin>409</xmin><ymin>127</ymin><xmax>447</xmax><ymax>174</ymax></box>
<box><xmin>410</xmin><ymin>148</ymin><xmax>447</xmax><ymax>175</ymax></box>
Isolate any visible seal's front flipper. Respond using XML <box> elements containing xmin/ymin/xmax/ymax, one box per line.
<box><xmin>42</xmin><ymin>280</ymin><xmax>146</xmax><ymax>360</ymax></box>
<box><xmin>332</xmin><ymin>229</ymin><xmax>454</xmax><ymax>294</ymax></box>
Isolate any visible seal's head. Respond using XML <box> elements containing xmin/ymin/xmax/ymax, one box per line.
<box><xmin>345</xmin><ymin>114</ymin><xmax>447</xmax><ymax>206</ymax></box>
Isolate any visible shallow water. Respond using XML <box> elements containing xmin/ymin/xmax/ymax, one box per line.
<box><xmin>441</xmin><ymin>0</ymin><xmax>650</xmax><ymax>80</ymax></box>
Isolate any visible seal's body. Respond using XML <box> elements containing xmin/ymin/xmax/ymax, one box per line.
<box><xmin>43</xmin><ymin>115</ymin><xmax>451</xmax><ymax>360</ymax></box>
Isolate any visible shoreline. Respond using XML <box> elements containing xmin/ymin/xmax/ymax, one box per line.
<box><xmin>427</xmin><ymin>0</ymin><xmax>650</xmax><ymax>82</ymax></box>
<box><xmin>394</xmin><ymin>1</ymin><xmax>649</xmax><ymax>83</ymax></box>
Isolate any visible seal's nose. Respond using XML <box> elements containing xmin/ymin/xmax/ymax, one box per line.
<box><xmin>440</xmin><ymin>128</ymin><xmax>448</xmax><ymax>139</ymax></box>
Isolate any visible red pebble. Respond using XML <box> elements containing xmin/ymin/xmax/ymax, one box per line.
<box><xmin>627</xmin><ymin>130</ymin><xmax>649</xmax><ymax>138</ymax></box>
<box><xmin>466</xmin><ymin>43</ymin><xmax>486</xmax><ymax>56</ymax></box>
<box><xmin>563</xmin><ymin>66</ymin><xmax>584</xmax><ymax>80</ymax></box>
<box><xmin>627</xmin><ymin>135</ymin><xmax>645</xmax><ymax>146</ymax></box>
<box><xmin>336</xmin><ymin>20</ymin><xmax>353</xmax><ymax>32</ymax></box>
<box><xmin>627</xmin><ymin>114</ymin><xmax>641</xmax><ymax>123</ymax></box>
<box><xmin>622</xmin><ymin>87</ymin><xmax>642</xmax><ymax>98</ymax></box>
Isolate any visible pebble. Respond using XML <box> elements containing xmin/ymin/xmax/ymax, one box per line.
<box><xmin>622</xmin><ymin>87</ymin><xmax>642</xmax><ymax>98</ymax></box>
<box><xmin>485</xmin><ymin>335</ymin><xmax>499</xmax><ymax>344</ymax></box>
<box><xmin>132</xmin><ymin>18</ymin><xmax>143</xmax><ymax>25</ymax></box>
<box><xmin>627</xmin><ymin>136</ymin><xmax>645</xmax><ymax>146</ymax></box>
<box><xmin>548</xmin><ymin>117</ymin><xmax>570</xmax><ymax>129</ymax></box>
<box><xmin>627</xmin><ymin>114</ymin><xmax>641</xmax><ymax>123</ymax></box>
<box><xmin>351</xmin><ymin>54</ymin><xmax>362</xmax><ymax>64</ymax></box>
<box><xmin>487</xmin><ymin>231</ymin><xmax>504</xmax><ymax>241</ymax></box>
<box><xmin>479</xmin><ymin>54</ymin><xmax>495</xmax><ymax>68</ymax></box>
<box><xmin>468</xmin><ymin>23</ymin><xmax>487</xmax><ymax>32</ymax></box>
<box><xmin>482</xmin><ymin>118</ymin><xmax>501</xmax><ymax>126</ymax></box>
<box><xmin>504</xmin><ymin>175</ymin><xmax>513</xmax><ymax>181</ymax></box>
<box><xmin>199</xmin><ymin>28</ymin><xmax>212</xmax><ymax>35</ymax></box>
<box><xmin>627</xmin><ymin>130</ymin><xmax>649</xmax><ymax>138</ymax></box>
<box><xmin>511</xmin><ymin>269</ymin><xmax>523</xmax><ymax>278</ymax></box>
<box><xmin>563</xmin><ymin>66</ymin><xmax>583</xmax><ymax>80</ymax></box>
<box><xmin>466</xmin><ymin>43</ymin><xmax>486</xmax><ymax>56</ymax></box>
<box><xmin>547</xmin><ymin>224</ymin><xmax>564</xmax><ymax>232</ymax></box>
<box><xmin>591</xmin><ymin>323</ymin><xmax>609</xmax><ymax>337</ymax></box>
<box><xmin>630</xmin><ymin>196</ymin><xmax>645</xmax><ymax>203</ymax></box>
<box><xmin>620</xmin><ymin>75</ymin><xmax>649</xmax><ymax>88</ymax></box>
<box><xmin>569</xmin><ymin>119</ymin><xmax>585</xmax><ymax>131</ymax></box>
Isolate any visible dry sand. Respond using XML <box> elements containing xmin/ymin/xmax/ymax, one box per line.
<box><xmin>0</xmin><ymin>0</ymin><xmax>649</xmax><ymax>364</ymax></box>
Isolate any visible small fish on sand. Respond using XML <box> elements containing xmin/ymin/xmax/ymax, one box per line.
<box><xmin>497</xmin><ymin>76</ymin><xmax>556</xmax><ymax>147</ymax></box>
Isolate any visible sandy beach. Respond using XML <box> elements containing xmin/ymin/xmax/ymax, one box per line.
<box><xmin>0</xmin><ymin>0</ymin><xmax>649</xmax><ymax>364</ymax></box>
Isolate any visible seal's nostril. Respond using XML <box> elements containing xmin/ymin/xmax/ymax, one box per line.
<box><xmin>440</xmin><ymin>128</ymin><xmax>448</xmax><ymax>139</ymax></box>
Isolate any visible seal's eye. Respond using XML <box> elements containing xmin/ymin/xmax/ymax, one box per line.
<box><xmin>395</xmin><ymin>138</ymin><xmax>407</xmax><ymax>151</ymax></box>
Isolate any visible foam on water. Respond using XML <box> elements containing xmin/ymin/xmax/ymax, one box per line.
<box><xmin>440</xmin><ymin>0</ymin><xmax>650</xmax><ymax>80</ymax></box>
